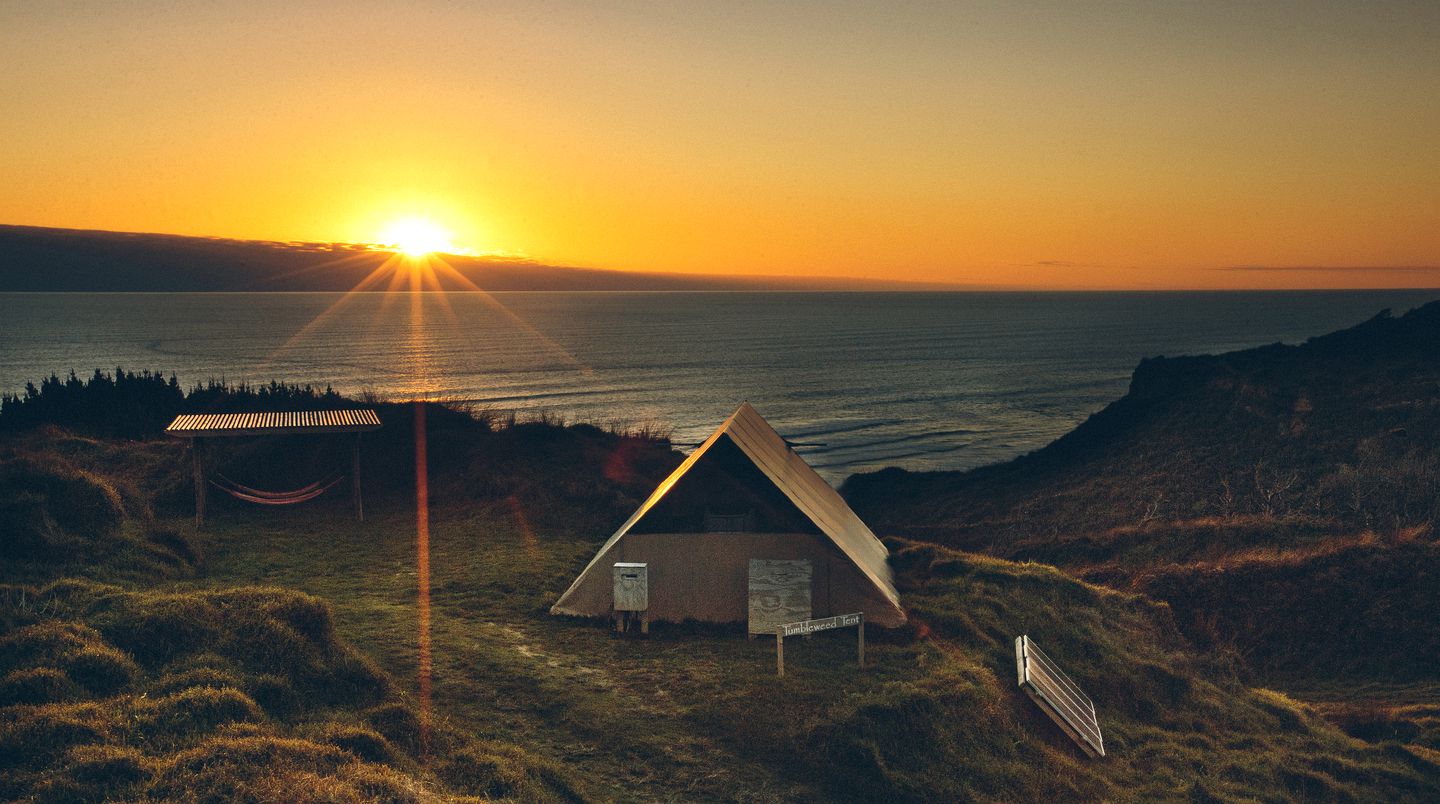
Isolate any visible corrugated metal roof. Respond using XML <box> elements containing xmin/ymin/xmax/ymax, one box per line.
<box><xmin>164</xmin><ymin>409</ymin><xmax>382</xmax><ymax>437</ymax></box>
<box><xmin>552</xmin><ymin>402</ymin><xmax>903</xmax><ymax>621</ymax></box>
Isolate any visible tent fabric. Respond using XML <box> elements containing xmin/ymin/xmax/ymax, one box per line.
<box><xmin>551</xmin><ymin>402</ymin><xmax>905</xmax><ymax>626</ymax></box>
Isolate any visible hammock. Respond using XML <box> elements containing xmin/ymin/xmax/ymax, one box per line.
<box><xmin>210</xmin><ymin>472</ymin><xmax>345</xmax><ymax>505</ymax></box>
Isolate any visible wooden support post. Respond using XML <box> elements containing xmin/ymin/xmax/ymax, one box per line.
<box><xmin>352</xmin><ymin>433</ymin><xmax>364</xmax><ymax>521</ymax></box>
<box><xmin>641</xmin><ymin>613</ymin><xmax>649</xmax><ymax>635</ymax></box>
<box><xmin>191</xmin><ymin>438</ymin><xmax>206</xmax><ymax>529</ymax></box>
<box><xmin>858</xmin><ymin>615</ymin><xmax>866</xmax><ymax>670</ymax></box>
<box><xmin>776</xmin><ymin>632</ymin><xmax>785</xmax><ymax>677</ymax></box>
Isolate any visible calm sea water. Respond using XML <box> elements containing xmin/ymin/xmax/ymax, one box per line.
<box><xmin>3</xmin><ymin>291</ymin><xmax>1437</xmax><ymax>480</ymax></box>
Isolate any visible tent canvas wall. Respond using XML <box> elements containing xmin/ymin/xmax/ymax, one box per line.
<box><xmin>551</xmin><ymin>403</ymin><xmax>905</xmax><ymax>628</ymax></box>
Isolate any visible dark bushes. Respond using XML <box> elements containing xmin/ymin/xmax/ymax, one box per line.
<box><xmin>0</xmin><ymin>370</ymin><xmax>349</xmax><ymax>440</ymax></box>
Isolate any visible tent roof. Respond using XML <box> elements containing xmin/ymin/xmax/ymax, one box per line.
<box><xmin>552</xmin><ymin>402</ymin><xmax>902</xmax><ymax>617</ymax></box>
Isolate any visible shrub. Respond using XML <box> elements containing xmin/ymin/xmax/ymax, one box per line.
<box><xmin>138</xmin><ymin>687</ymin><xmax>264</xmax><ymax>738</ymax></box>
<box><xmin>249</xmin><ymin>674</ymin><xmax>302</xmax><ymax>718</ymax></box>
<box><xmin>316</xmin><ymin>724</ymin><xmax>397</xmax><ymax>764</ymax></box>
<box><xmin>0</xmin><ymin>621</ymin><xmax>107</xmax><ymax>672</ymax></box>
<box><xmin>0</xmin><ymin>702</ymin><xmax>113</xmax><ymax>768</ymax></box>
<box><xmin>0</xmin><ymin>457</ymin><xmax>124</xmax><ymax>558</ymax></box>
<box><xmin>91</xmin><ymin>593</ymin><xmax>222</xmax><ymax>667</ymax></box>
<box><xmin>151</xmin><ymin>665</ymin><xmax>243</xmax><ymax>696</ymax></box>
<box><xmin>366</xmin><ymin>703</ymin><xmax>425</xmax><ymax>757</ymax></box>
<box><xmin>0</xmin><ymin>667</ymin><xmax>81</xmax><ymax>706</ymax></box>
<box><xmin>61</xmin><ymin>645</ymin><xmax>139</xmax><ymax>697</ymax></box>
<box><xmin>60</xmin><ymin>744</ymin><xmax>152</xmax><ymax>798</ymax></box>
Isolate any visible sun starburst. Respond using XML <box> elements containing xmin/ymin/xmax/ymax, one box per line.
<box><xmin>378</xmin><ymin>217</ymin><xmax>458</xmax><ymax>257</ymax></box>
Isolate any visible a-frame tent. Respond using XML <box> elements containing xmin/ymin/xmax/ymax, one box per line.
<box><xmin>551</xmin><ymin>403</ymin><xmax>905</xmax><ymax>627</ymax></box>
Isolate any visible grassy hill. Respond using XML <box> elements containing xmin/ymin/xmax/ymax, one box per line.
<box><xmin>3</xmin><ymin>392</ymin><xmax>1437</xmax><ymax>799</ymax></box>
<box><xmin>842</xmin><ymin>302</ymin><xmax>1440</xmax><ymax>755</ymax></box>
<box><xmin>844</xmin><ymin>301</ymin><xmax>1440</xmax><ymax>558</ymax></box>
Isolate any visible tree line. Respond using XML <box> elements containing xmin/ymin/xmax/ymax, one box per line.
<box><xmin>0</xmin><ymin>369</ymin><xmax>351</xmax><ymax>439</ymax></box>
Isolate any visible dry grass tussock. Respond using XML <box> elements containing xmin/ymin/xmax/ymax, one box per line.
<box><xmin>0</xmin><ymin>581</ymin><xmax>583</xmax><ymax>802</ymax></box>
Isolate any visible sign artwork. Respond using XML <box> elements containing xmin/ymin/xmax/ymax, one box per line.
<box><xmin>748</xmin><ymin>559</ymin><xmax>812</xmax><ymax>635</ymax></box>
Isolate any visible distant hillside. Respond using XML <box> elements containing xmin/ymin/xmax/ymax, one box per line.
<box><xmin>846</xmin><ymin>301</ymin><xmax>1440</xmax><ymax>554</ymax></box>
<box><xmin>844</xmin><ymin>301</ymin><xmax>1440</xmax><ymax>687</ymax></box>
<box><xmin>0</xmin><ymin>225</ymin><xmax>959</xmax><ymax>292</ymax></box>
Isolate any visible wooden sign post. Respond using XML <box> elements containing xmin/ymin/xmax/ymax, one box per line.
<box><xmin>775</xmin><ymin>613</ymin><xmax>864</xmax><ymax>677</ymax></box>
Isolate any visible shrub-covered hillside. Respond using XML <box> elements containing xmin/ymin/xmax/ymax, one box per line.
<box><xmin>845</xmin><ymin>301</ymin><xmax>1440</xmax><ymax>555</ymax></box>
<box><xmin>843</xmin><ymin>303</ymin><xmax>1440</xmax><ymax>694</ymax></box>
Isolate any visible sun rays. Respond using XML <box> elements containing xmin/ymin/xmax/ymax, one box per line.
<box><xmin>251</xmin><ymin>219</ymin><xmax>597</xmax><ymax>764</ymax></box>
<box><xmin>261</xmin><ymin>245</ymin><xmax>591</xmax><ymax>395</ymax></box>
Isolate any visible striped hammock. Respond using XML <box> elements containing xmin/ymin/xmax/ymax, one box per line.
<box><xmin>210</xmin><ymin>472</ymin><xmax>345</xmax><ymax>505</ymax></box>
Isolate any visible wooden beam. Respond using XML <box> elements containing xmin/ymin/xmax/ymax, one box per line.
<box><xmin>776</xmin><ymin>632</ymin><xmax>785</xmax><ymax>677</ymax></box>
<box><xmin>858</xmin><ymin>615</ymin><xmax>865</xmax><ymax>669</ymax></box>
<box><xmin>352</xmin><ymin>433</ymin><xmax>364</xmax><ymax>521</ymax></box>
<box><xmin>191</xmin><ymin>438</ymin><xmax>206</xmax><ymax>529</ymax></box>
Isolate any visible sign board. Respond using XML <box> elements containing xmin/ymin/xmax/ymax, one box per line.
<box><xmin>612</xmin><ymin>563</ymin><xmax>648</xmax><ymax>612</ymax></box>
<box><xmin>748</xmin><ymin>559</ymin><xmax>812</xmax><ymax>635</ymax></box>
<box><xmin>781</xmin><ymin>613</ymin><xmax>861</xmax><ymax>637</ymax></box>
<box><xmin>1015</xmin><ymin>635</ymin><xmax>1105</xmax><ymax>758</ymax></box>
<box><xmin>774</xmin><ymin>612</ymin><xmax>864</xmax><ymax>677</ymax></box>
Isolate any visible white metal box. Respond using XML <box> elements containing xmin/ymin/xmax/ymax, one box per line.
<box><xmin>613</xmin><ymin>563</ymin><xmax>648</xmax><ymax>612</ymax></box>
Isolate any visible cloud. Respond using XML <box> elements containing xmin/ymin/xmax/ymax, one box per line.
<box><xmin>1011</xmin><ymin>260</ymin><xmax>1138</xmax><ymax>270</ymax></box>
<box><xmin>1214</xmin><ymin>265</ymin><xmax>1440</xmax><ymax>273</ymax></box>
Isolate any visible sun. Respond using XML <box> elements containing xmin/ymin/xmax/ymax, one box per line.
<box><xmin>378</xmin><ymin>217</ymin><xmax>458</xmax><ymax>257</ymax></box>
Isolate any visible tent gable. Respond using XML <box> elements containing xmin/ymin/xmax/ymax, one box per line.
<box><xmin>628</xmin><ymin>434</ymin><xmax>821</xmax><ymax>535</ymax></box>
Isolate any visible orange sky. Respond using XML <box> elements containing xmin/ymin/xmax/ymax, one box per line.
<box><xmin>2</xmin><ymin>2</ymin><xmax>1437</xmax><ymax>289</ymax></box>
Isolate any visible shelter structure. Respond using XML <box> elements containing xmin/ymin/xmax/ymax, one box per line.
<box><xmin>551</xmin><ymin>403</ymin><xmax>905</xmax><ymax>628</ymax></box>
<box><xmin>165</xmin><ymin>410</ymin><xmax>382</xmax><ymax>527</ymax></box>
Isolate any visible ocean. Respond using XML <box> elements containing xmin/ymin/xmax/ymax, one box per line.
<box><xmin>3</xmin><ymin>290</ymin><xmax>1437</xmax><ymax>481</ymax></box>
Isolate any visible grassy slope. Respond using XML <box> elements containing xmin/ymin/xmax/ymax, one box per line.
<box><xmin>3</xmin><ymin>410</ymin><xmax>1439</xmax><ymax>800</ymax></box>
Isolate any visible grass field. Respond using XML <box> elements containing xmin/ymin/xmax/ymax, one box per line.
<box><xmin>176</xmin><ymin>485</ymin><xmax>1440</xmax><ymax>800</ymax></box>
<box><xmin>4</xmin><ymin>417</ymin><xmax>1440</xmax><ymax>800</ymax></box>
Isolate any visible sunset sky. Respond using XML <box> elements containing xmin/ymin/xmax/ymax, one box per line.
<box><xmin>2</xmin><ymin>1</ymin><xmax>1437</xmax><ymax>289</ymax></box>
